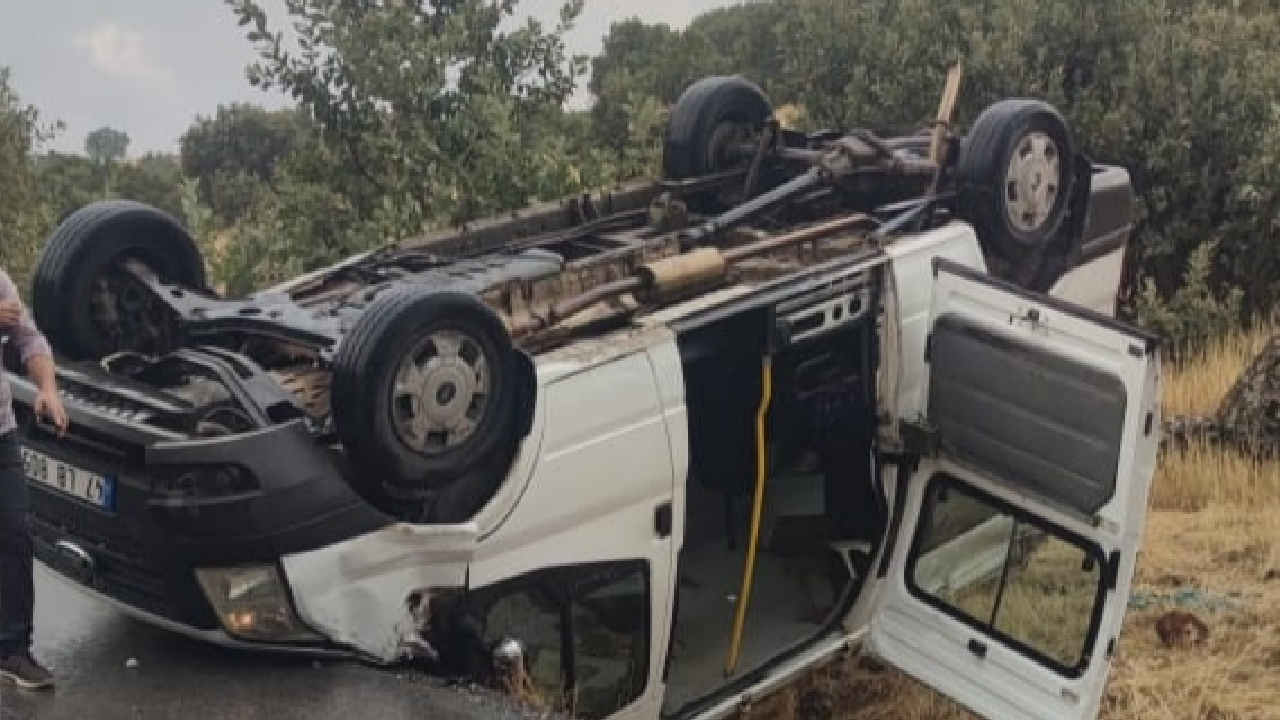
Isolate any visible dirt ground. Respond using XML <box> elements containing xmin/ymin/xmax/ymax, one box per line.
<box><xmin>741</xmin><ymin>326</ymin><xmax>1280</xmax><ymax>720</ymax></box>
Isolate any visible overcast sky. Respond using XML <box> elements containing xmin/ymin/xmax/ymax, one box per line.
<box><xmin>0</xmin><ymin>0</ymin><xmax>736</xmax><ymax>155</ymax></box>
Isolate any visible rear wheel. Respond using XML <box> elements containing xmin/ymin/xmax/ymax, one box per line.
<box><xmin>32</xmin><ymin>200</ymin><xmax>206</xmax><ymax>360</ymax></box>
<box><xmin>663</xmin><ymin>76</ymin><xmax>774</xmax><ymax>181</ymax></box>
<box><xmin>331</xmin><ymin>287</ymin><xmax>529</xmax><ymax>501</ymax></box>
<box><xmin>955</xmin><ymin>99</ymin><xmax>1075</xmax><ymax>282</ymax></box>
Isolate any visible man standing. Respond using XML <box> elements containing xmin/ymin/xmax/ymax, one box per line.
<box><xmin>0</xmin><ymin>267</ymin><xmax>66</xmax><ymax>690</ymax></box>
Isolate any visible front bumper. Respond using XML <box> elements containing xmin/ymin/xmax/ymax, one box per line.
<box><xmin>10</xmin><ymin>368</ymin><xmax>393</xmax><ymax>647</ymax></box>
<box><xmin>39</xmin><ymin>563</ymin><xmax>355</xmax><ymax>660</ymax></box>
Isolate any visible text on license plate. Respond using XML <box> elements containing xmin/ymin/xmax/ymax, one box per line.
<box><xmin>21</xmin><ymin>448</ymin><xmax>115</xmax><ymax>511</ymax></box>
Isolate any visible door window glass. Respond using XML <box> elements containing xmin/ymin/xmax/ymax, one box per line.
<box><xmin>472</xmin><ymin>561</ymin><xmax>651</xmax><ymax>719</ymax></box>
<box><xmin>907</xmin><ymin>476</ymin><xmax>1106</xmax><ymax>675</ymax></box>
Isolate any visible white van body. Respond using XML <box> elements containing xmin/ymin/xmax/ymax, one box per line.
<box><xmin>15</xmin><ymin>72</ymin><xmax>1153</xmax><ymax>720</ymax></box>
<box><xmin>261</xmin><ymin>221</ymin><xmax>1156</xmax><ymax>720</ymax></box>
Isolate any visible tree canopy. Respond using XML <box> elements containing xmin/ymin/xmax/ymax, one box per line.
<box><xmin>84</xmin><ymin>126</ymin><xmax>130</xmax><ymax>165</ymax></box>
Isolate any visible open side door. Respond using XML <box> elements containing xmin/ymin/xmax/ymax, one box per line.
<box><xmin>866</xmin><ymin>257</ymin><xmax>1161</xmax><ymax>720</ymax></box>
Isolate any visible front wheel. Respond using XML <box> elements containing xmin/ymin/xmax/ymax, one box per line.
<box><xmin>330</xmin><ymin>287</ymin><xmax>528</xmax><ymax>496</ymax></box>
<box><xmin>31</xmin><ymin>200</ymin><xmax>207</xmax><ymax>360</ymax></box>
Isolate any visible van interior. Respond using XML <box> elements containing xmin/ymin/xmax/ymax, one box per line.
<box><xmin>662</xmin><ymin>270</ymin><xmax>888</xmax><ymax>716</ymax></box>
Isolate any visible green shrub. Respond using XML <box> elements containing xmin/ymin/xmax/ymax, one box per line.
<box><xmin>768</xmin><ymin>0</ymin><xmax>1280</xmax><ymax>350</ymax></box>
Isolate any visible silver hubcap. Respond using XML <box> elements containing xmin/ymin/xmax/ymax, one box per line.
<box><xmin>391</xmin><ymin>330</ymin><xmax>490</xmax><ymax>454</ymax></box>
<box><xmin>1004</xmin><ymin>131</ymin><xmax>1060</xmax><ymax>233</ymax></box>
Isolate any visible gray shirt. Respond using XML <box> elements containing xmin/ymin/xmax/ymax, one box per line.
<box><xmin>0</xmin><ymin>268</ymin><xmax>53</xmax><ymax>435</ymax></box>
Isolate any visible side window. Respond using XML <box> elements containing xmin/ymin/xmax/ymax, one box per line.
<box><xmin>907</xmin><ymin>476</ymin><xmax>1105</xmax><ymax>676</ymax></box>
<box><xmin>471</xmin><ymin>561</ymin><xmax>651</xmax><ymax>720</ymax></box>
<box><xmin>480</xmin><ymin>588</ymin><xmax>566</xmax><ymax>701</ymax></box>
<box><xmin>571</xmin><ymin>567</ymin><xmax>650</xmax><ymax>719</ymax></box>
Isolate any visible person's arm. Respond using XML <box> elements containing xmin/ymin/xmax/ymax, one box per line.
<box><xmin>0</xmin><ymin>269</ymin><xmax>53</xmax><ymax>372</ymax></box>
<box><xmin>0</xmin><ymin>269</ymin><xmax>65</xmax><ymax>432</ymax></box>
<box><xmin>25</xmin><ymin>354</ymin><xmax>58</xmax><ymax>395</ymax></box>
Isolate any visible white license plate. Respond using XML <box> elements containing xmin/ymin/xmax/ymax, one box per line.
<box><xmin>22</xmin><ymin>448</ymin><xmax>115</xmax><ymax>511</ymax></box>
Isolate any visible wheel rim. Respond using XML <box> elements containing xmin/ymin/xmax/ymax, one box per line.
<box><xmin>391</xmin><ymin>329</ymin><xmax>491</xmax><ymax>455</ymax></box>
<box><xmin>705</xmin><ymin>119</ymin><xmax>757</xmax><ymax>174</ymax></box>
<box><xmin>1003</xmin><ymin>131</ymin><xmax>1061</xmax><ymax>234</ymax></box>
<box><xmin>87</xmin><ymin>252</ymin><xmax>179</xmax><ymax>355</ymax></box>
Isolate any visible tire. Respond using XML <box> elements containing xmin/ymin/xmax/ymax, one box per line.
<box><xmin>331</xmin><ymin>287</ymin><xmax>525</xmax><ymax>492</ymax></box>
<box><xmin>663</xmin><ymin>75</ymin><xmax>773</xmax><ymax>181</ymax></box>
<box><xmin>32</xmin><ymin>200</ymin><xmax>206</xmax><ymax>360</ymax></box>
<box><xmin>955</xmin><ymin>99</ymin><xmax>1076</xmax><ymax>264</ymax></box>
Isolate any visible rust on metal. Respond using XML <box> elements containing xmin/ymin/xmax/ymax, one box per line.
<box><xmin>505</xmin><ymin>213</ymin><xmax>874</xmax><ymax>338</ymax></box>
<box><xmin>636</xmin><ymin>248</ymin><xmax>729</xmax><ymax>300</ymax></box>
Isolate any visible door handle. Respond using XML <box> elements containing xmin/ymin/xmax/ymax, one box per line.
<box><xmin>655</xmin><ymin>502</ymin><xmax>673</xmax><ymax>539</ymax></box>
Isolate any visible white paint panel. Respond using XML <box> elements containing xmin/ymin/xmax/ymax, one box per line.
<box><xmin>471</xmin><ymin>347</ymin><xmax>675</xmax><ymax>578</ymax></box>
<box><xmin>867</xmin><ymin>261</ymin><xmax>1162</xmax><ymax>720</ymax></box>
<box><xmin>469</xmin><ymin>343</ymin><xmax>679</xmax><ymax>720</ymax></box>
<box><xmin>1048</xmin><ymin>247</ymin><xmax>1126</xmax><ymax>317</ymax></box>
<box><xmin>282</xmin><ymin>336</ymin><xmax>682</xmax><ymax>704</ymax></box>
<box><xmin>281</xmin><ymin>523</ymin><xmax>476</xmax><ymax>662</ymax></box>
<box><xmin>884</xmin><ymin>222</ymin><xmax>988</xmax><ymax>423</ymax></box>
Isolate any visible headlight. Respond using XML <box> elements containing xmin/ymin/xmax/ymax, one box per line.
<box><xmin>195</xmin><ymin>564</ymin><xmax>322</xmax><ymax>643</ymax></box>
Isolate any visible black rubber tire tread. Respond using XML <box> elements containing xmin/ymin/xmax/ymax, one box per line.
<box><xmin>663</xmin><ymin>75</ymin><xmax>773</xmax><ymax>180</ymax></box>
<box><xmin>330</xmin><ymin>286</ymin><xmax>523</xmax><ymax>492</ymax></box>
<box><xmin>31</xmin><ymin>199</ymin><xmax>206</xmax><ymax>360</ymax></box>
<box><xmin>955</xmin><ymin>98</ymin><xmax>1075</xmax><ymax>262</ymax></box>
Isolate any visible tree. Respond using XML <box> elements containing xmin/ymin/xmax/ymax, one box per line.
<box><xmin>31</xmin><ymin>152</ymin><xmax>99</xmax><ymax>222</ymax></box>
<box><xmin>114</xmin><ymin>152</ymin><xmax>186</xmax><ymax>220</ymax></box>
<box><xmin>686</xmin><ymin>2</ymin><xmax>786</xmax><ymax>98</ymax></box>
<box><xmin>192</xmin><ymin>0</ymin><xmax>1280</xmax><ymax>350</ymax></box>
<box><xmin>226</xmin><ymin>0</ymin><xmax>590</xmax><ymax>234</ymax></box>
<box><xmin>0</xmin><ymin>67</ymin><xmax>59</xmax><ymax>295</ymax></box>
<box><xmin>588</xmin><ymin>20</ymin><xmax>707</xmax><ymax>150</ymax></box>
<box><xmin>585</xmin><ymin>4</ymin><xmax>793</xmax><ymax>152</ymax></box>
<box><xmin>180</xmin><ymin>104</ymin><xmax>304</xmax><ymax>183</ymax></box>
<box><xmin>588</xmin><ymin>20</ymin><xmax>690</xmax><ymax>103</ymax></box>
<box><xmin>179</xmin><ymin>103</ymin><xmax>308</xmax><ymax>225</ymax></box>
<box><xmin>84</xmin><ymin>126</ymin><xmax>130</xmax><ymax>165</ymax></box>
<box><xmin>34</xmin><ymin>151</ymin><xmax>186</xmax><ymax>225</ymax></box>
<box><xmin>760</xmin><ymin>0</ymin><xmax>1280</xmax><ymax>349</ymax></box>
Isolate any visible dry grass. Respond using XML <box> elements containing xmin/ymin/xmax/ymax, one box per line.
<box><xmin>1161</xmin><ymin>323</ymin><xmax>1273</xmax><ymax>418</ymax></box>
<box><xmin>744</xmin><ymin>324</ymin><xmax>1280</xmax><ymax>720</ymax></box>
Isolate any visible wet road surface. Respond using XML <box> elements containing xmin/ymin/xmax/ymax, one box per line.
<box><xmin>1</xmin><ymin>567</ymin><xmax>537</xmax><ymax>720</ymax></box>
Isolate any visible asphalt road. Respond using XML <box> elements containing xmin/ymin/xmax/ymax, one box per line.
<box><xmin>1</xmin><ymin>567</ymin><xmax>541</xmax><ymax>720</ymax></box>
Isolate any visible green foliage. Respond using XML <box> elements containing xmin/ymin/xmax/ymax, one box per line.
<box><xmin>226</xmin><ymin>0</ymin><xmax>589</xmax><ymax>231</ymax></box>
<box><xmin>113</xmin><ymin>153</ymin><xmax>186</xmax><ymax>220</ymax></box>
<box><xmin>178</xmin><ymin>103</ymin><xmax>308</xmax><ymax>225</ymax></box>
<box><xmin>586</xmin><ymin>4</ymin><xmax>787</xmax><ymax>150</ymax></box>
<box><xmin>588</xmin><ymin>20</ymin><xmax>687</xmax><ymax>100</ymax></box>
<box><xmin>594</xmin><ymin>92</ymin><xmax>666</xmax><ymax>181</ymax></box>
<box><xmin>0</xmin><ymin>67</ymin><xmax>59</xmax><ymax>296</ymax></box>
<box><xmin>197</xmin><ymin>0</ymin><xmax>647</xmax><ymax>293</ymax></box>
<box><xmin>32</xmin><ymin>153</ymin><xmax>98</xmax><ymax>222</ymax></box>
<box><xmin>762</xmin><ymin>0</ymin><xmax>1280</xmax><ymax>349</ymax></box>
<box><xmin>34</xmin><ymin>151</ymin><xmax>187</xmax><ymax>222</ymax></box>
<box><xmin>202</xmin><ymin>0</ymin><xmax>1280</xmax><ymax>353</ymax></box>
<box><xmin>1134</xmin><ymin>240</ymin><xmax>1244</xmax><ymax>357</ymax></box>
<box><xmin>588</xmin><ymin>19</ymin><xmax>718</xmax><ymax>149</ymax></box>
<box><xmin>84</xmin><ymin>126</ymin><xmax>130</xmax><ymax>165</ymax></box>
<box><xmin>542</xmin><ymin>0</ymin><xmax>1280</xmax><ymax>351</ymax></box>
<box><xmin>7</xmin><ymin>0</ymin><xmax>1280</xmax><ymax>357</ymax></box>
<box><xmin>686</xmin><ymin>3</ymin><xmax>785</xmax><ymax>98</ymax></box>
